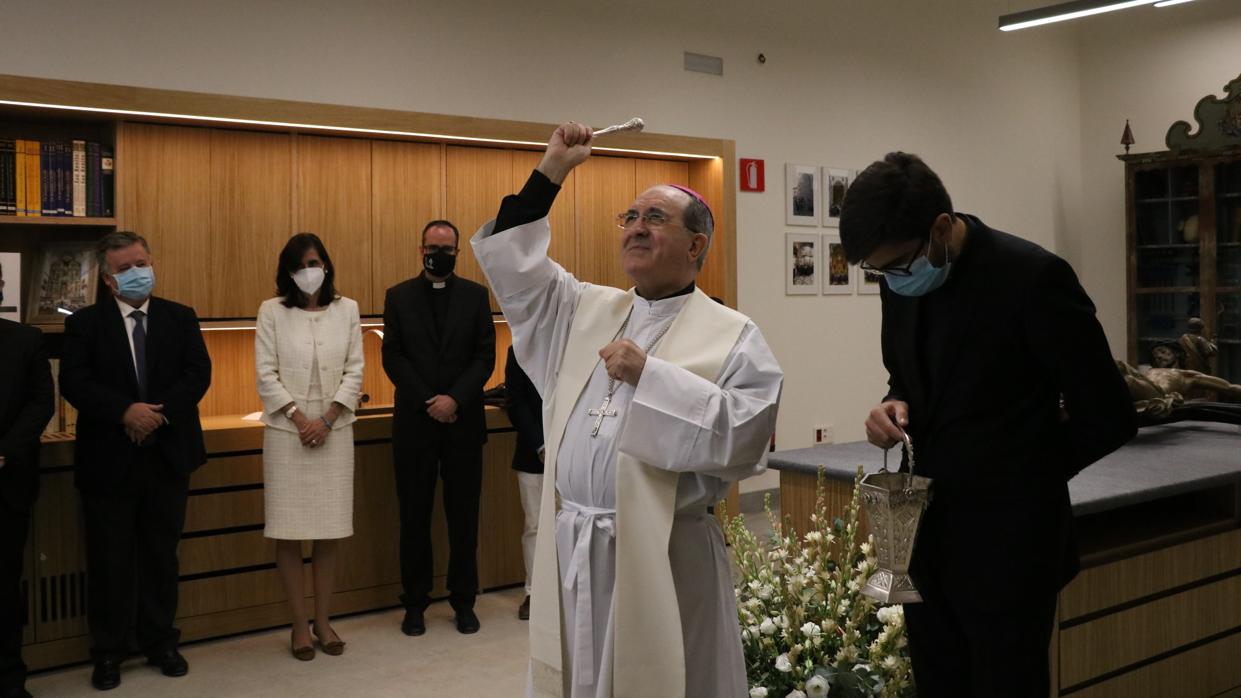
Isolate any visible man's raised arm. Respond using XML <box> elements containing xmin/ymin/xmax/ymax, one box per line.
<box><xmin>471</xmin><ymin>123</ymin><xmax>595</xmax><ymax>397</ymax></box>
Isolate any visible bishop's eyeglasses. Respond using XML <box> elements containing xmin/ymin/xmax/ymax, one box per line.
<box><xmin>615</xmin><ymin>210</ymin><xmax>677</xmax><ymax>230</ymax></box>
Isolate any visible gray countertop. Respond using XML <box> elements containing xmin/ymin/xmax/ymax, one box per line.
<box><xmin>768</xmin><ymin>421</ymin><xmax>1241</xmax><ymax>516</ymax></box>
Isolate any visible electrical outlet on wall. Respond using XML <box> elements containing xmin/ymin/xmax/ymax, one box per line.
<box><xmin>814</xmin><ymin>424</ymin><xmax>834</xmax><ymax>444</ymax></box>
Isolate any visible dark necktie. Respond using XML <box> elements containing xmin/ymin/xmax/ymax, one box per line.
<box><xmin>131</xmin><ymin>309</ymin><xmax>148</xmax><ymax>401</ymax></box>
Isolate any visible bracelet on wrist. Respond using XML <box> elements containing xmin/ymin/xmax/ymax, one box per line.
<box><xmin>321</xmin><ymin>416</ymin><xmax>334</xmax><ymax>429</ymax></box>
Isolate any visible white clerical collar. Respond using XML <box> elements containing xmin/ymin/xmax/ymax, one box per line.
<box><xmin>432</xmin><ymin>282</ymin><xmax>446</xmax><ymax>289</ymax></box>
<box><xmin>633</xmin><ymin>291</ymin><xmax>691</xmax><ymax>318</ymax></box>
<box><xmin>114</xmin><ymin>295</ymin><xmax>150</xmax><ymax>318</ymax></box>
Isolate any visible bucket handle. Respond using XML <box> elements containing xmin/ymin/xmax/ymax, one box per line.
<box><xmin>880</xmin><ymin>431</ymin><xmax>917</xmax><ymax>493</ymax></box>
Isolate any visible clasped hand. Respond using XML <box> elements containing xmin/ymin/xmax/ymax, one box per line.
<box><xmin>599</xmin><ymin>339</ymin><xmax>646</xmax><ymax>387</ymax></box>
<box><xmin>123</xmin><ymin>402</ymin><xmax>166</xmax><ymax>444</ymax></box>
<box><xmin>426</xmin><ymin>394</ymin><xmax>458</xmax><ymax>423</ymax></box>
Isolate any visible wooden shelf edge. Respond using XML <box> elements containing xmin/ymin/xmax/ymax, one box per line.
<box><xmin>0</xmin><ymin>216</ymin><xmax>116</xmax><ymax>227</ymax></box>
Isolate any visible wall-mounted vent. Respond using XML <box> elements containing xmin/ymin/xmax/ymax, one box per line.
<box><xmin>684</xmin><ymin>52</ymin><xmax>723</xmax><ymax>76</ymax></box>
<box><xmin>40</xmin><ymin>572</ymin><xmax>88</xmax><ymax>623</ymax></box>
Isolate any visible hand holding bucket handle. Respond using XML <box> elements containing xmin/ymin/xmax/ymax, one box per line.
<box><xmin>881</xmin><ymin>430</ymin><xmax>917</xmax><ymax>492</ymax></box>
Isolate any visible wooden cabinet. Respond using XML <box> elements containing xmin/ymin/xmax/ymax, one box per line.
<box><xmin>296</xmin><ymin>135</ymin><xmax>373</xmax><ymax>312</ymax></box>
<box><xmin>118</xmin><ymin>123</ymin><xmax>212</xmax><ymax>310</ymax></box>
<box><xmin>111</xmin><ymin>126</ymin><xmax>731</xmax><ymax>320</ymax></box>
<box><xmin>371</xmin><ymin>140</ymin><xmax>443</xmax><ymax>312</ymax></box>
<box><xmin>1124</xmin><ymin>150</ymin><xmax>1241</xmax><ymax>382</ymax></box>
<box><xmin>446</xmin><ymin>146</ymin><xmax>513</xmax><ymax>310</ymax></box>
<box><xmin>575</xmin><ymin>156</ymin><xmax>636</xmax><ymax>292</ymax></box>
<box><xmin>209</xmin><ymin>129</ymin><xmax>293</xmax><ymax>318</ymax></box>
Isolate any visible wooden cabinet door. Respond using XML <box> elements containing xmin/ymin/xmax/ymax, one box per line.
<box><xmin>296</xmin><ymin>135</ymin><xmax>373</xmax><ymax>312</ymax></box>
<box><xmin>118</xmin><ymin>123</ymin><xmax>212</xmax><ymax>313</ymax></box>
<box><xmin>691</xmin><ymin>157</ymin><xmax>730</xmax><ymax>304</ymax></box>
<box><xmin>209</xmin><ymin>129</ymin><xmax>292</xmax><ymax>318</ymax></box>
<box><xmin>371</xmin><ymin>141</ymin><xmax>443</xmax><ymax>309</ymax></box>
<box><xmin>31</xmin><ymin>472</ymin><xmax>89</xmax><ymax>642</ymax></box>
<box><xmin>512</xmin><ymin>151</ymin><xmax>577</xmax><ymax>275</ymax></box>
<box><xmin>575</xmin><ymin>156</ymin><xmax>636</xmax><ymax>291</ymax></box>
<box><xmin>634</xmin><ymin>159</ymin><xmax>690</xmax><ymax>194</ymax></box>
<box><xmin>446</xmin><ymin>146</ymin><xmax>513</xmax><ymax>311</ymax></box>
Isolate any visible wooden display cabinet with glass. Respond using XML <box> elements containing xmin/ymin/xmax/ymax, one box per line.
<box><xmin>1123</xmin><ymin>76</ymin><xmax>1241</xmax><ymax>384</ymax></box>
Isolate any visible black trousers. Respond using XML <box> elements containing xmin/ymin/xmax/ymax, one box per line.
<box><xmin>80</xmin><ymin>450</ymin><xmax>189</xmax><ymax>661</ymax></box>
<box><xmin>394</xmin><ymin>434</ymin><xmax>483</xmax><ymax>613</ymax></box>
<box><xmin>0</xmin><ymin>502</ymin><xmax>30</xmax><ymax>693</ymax></box>
<box><xmin>904</xmin><ymin>564</ymin><xmax>1058</xmax><ymax>697</ymax></box>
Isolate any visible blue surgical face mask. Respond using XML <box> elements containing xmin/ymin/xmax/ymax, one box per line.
<box><xmin>885</xmin><ymin>238</ymin><xmax>951</xmax><ymax>297</ymax></box>
<box><xmin>113</xmin><ymin>265</ymin><xmax>155</xmax><ymax>301</ymax></box>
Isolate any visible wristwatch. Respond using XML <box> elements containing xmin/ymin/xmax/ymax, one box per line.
<box><xmin>285</xmin><ymin>405</ymin><xmax>299</xmax><ymax>420</ymax></box>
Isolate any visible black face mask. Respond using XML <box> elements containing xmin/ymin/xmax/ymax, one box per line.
<box><xmin>424</xmin><ymin>250</ymin><xmax>457</xmax><ymax>277</ymax></box>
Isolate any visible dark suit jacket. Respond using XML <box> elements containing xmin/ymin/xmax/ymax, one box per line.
<box><xmin>59</xmin><ymin>296</ymin><xmax>212</xmax><ymax>491</ymax></box>
<box><xmin>382</xmin><ymin>274</ymin><xmax>496</xmax><ymax>455</ymax></box>
<box><xmin>0</xmin><ymin>320</ymin><xmax>55</xmax><ymax>510</ymax></box>
<box><xmin>879</xmin><ymin>215</ymin><xmax>1136</xmax><ymax>607</ymax></box>
<box><xmin>504</xmin><ymin>347</ymin><xmax>544</xmax><ymax>474</ymax></box>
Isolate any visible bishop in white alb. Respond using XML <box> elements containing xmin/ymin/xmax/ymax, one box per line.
<box><xmin>473</xmin><ymin>122</ymin><xmax>782</xmax><ymax>698</ymax></box>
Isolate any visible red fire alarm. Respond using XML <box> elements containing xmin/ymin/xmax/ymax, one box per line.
<box><xmin>740</xmin><ymin>158</ymin><xmax>765</xmax><ymax>192</ymax></box>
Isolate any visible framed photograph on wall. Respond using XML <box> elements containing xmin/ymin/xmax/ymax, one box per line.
<box><xmin>26</xmin><ymin>242</ymin><xmax>99</xmax><ymax>324</ymax></box>
<box><xmin>822</xmin><ymin>167</ymin><xmax>853</xmax><ymax>227</ymax></box>
<box><xmin>786</xmin><ymin>232</ymin><xmax>820</xmax><ymax>295</ymax></box>
<box><xmin>785</xmin><ymin>164</ymin><xmax>821</xmax><ymax>226</ymax></box>
<box><xmin>0</xmin><ymin>252</ymin><xmax>21</xmax><ymax>322</ymax></box>
<box><xmin>821</xmin><ymin>234</ymin><xmax>853</xmax><ymax>295</ymax></box>
<box><xmin>858</xmin><ymin>268</ymin><xmax>884</xmax><ymax>295</ymax></box>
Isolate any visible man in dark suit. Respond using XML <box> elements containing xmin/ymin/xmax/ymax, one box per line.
<box><xmin>0</xmin><ymin>261</ymin><xmax>55</xmax><ymax>698</ymax></box>
<box><xmin>840</xmin><ymin>153</ymin><xmax>1137</xmax><ymax>697</ymax></box>
<box><xmin>59</xmin><ymin>232</ymin><xmax>211</xmax><ymax>692</ymax></box>
<box><xmin>503</xmin><ymin>346</ymin><xmax>544</xmax><ymax>621</ymax></box>
<box><xmin>382</xmin><ymin>219</ymin><xmax>496</xmax><ymax>636</ymax></box>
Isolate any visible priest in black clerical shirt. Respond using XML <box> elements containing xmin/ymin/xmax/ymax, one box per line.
<box><xmin>381</xmin><ymin>219</ymin><xmax>496</xmax><ymax>637</ymax></box>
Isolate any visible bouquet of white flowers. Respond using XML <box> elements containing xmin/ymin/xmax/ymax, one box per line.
<box><xmin>726</xmin><ymin>467</ymin><xmax>915</xmax><ymax>698</ymax></box>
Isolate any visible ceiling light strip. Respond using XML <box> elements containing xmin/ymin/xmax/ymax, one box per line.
<box><xmin>999</xmin><ymin>0</ymin><xmax>1159</xmax><ymax>31</ymax></box>
<box><xmin>0</xmin><ymin>99</ymin><xmax>716</xmax><ymax>160</ymax></box>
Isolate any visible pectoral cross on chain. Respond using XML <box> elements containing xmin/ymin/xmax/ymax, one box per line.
<box><xmin>584</xmin><ymin>309</ymin><xmax>675</xmax><ymax>438</ymax></box>
<box><xmin>588</xmin><ymin>395</ymin><xmax>618</xmax><ymax>437</ymax></box>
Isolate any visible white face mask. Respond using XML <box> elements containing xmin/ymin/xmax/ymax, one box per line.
<box><xmin>292</xmin><ymin>267</ymin><xmax>325</xmax><ymax>296</ymax></box>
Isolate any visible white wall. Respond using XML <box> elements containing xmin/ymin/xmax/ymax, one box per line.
<box><xmin>1</xmin><ymin>0</ymin><xmax>1091</xmax><ymax>491</ymax></box>
<box><xmin>1076</xmin><ymin>2</ymin><xmax>1241</xmax><ymax>353</ymax></box>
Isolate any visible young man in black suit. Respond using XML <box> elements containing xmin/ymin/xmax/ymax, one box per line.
<box><xmin>0</xmin><ymin>261</ymin><xmax>55</xmax><ymax>698</ymax></box>
<box><xmin>503</xmin><ymin>346</ymin><xmax>544</xmax><ymax>621</ymax></box>
<box><xmin>840</xmin><ymin>153</ymin><xmax>1137</xmax><ymax>697</ymax></box>
<box><xmin>59</xmin><ymin>232</ymin><xmax>211</xmax><ymax>692</ymax></box>
<box><xmin>382</xmin><ymin>220</ymin><xmax>496</xmax><ymax>636</ymax></box>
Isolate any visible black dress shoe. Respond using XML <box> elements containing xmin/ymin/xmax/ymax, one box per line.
<box><xmin>455</xmin><ymin>608</ymin><xmax>480</xmax><ymax>634</ymax></box>
<box><xmin>401</xmin><ymin>609</ymin><xmax>426</xmax><ymax>636</ymax></box>
<box><xmin>519</xmin><ymin>595</ymin><xmax>531</xmax><ymax>621</ymax></box>
<box><xmin>90</xmin><ymin>659</ymin><xmax>121</xmax><ymax>691</ymax></box>
<box><xmin>146</xmin><ymin>649</ymin><xmax>189</xmax><ymax>677</ymax></box>
<box><xmin>2</xmin><ymin>688</ymin><xmax>34</xmax><ymax>698</ymax></box>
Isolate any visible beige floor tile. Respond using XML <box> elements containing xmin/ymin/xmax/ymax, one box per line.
<box><xmin>28</xmin><ymin>588</ymin><xmax>529</xmax><ymax>698</ymax></box>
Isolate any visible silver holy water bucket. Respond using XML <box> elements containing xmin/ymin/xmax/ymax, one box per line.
<box><xmin>859</xmin><ymin>433</ymin><xmax>932</xmax><ymax>604</ymax></box>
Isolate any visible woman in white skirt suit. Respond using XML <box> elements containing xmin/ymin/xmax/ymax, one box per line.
<box><xmin>256</xmin><ymin>233</ymin><xmax>363</xmax><ymax>660</ymax></box>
